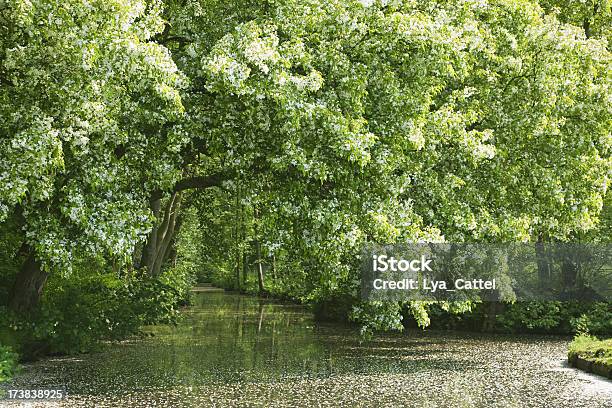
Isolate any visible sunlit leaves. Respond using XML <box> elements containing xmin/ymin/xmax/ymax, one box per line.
<box><xmin>0</xmin><ymin>0</ymin><xmax>184</xmax><ymax>272</ymax></box>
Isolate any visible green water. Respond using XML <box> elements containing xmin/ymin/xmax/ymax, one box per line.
<box><xmin>2</xmin><ymin>292</ymin><xmax>611</xmax><ymax>407</ymax></box>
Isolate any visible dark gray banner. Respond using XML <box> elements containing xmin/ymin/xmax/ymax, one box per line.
<box><xmin>361</xmin><ymin>243</ymin><xmax>612</xmax><ymax>302</ymax></box>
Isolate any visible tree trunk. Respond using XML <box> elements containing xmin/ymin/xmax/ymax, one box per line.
<box><xmin>9</xmin><ymin>247</ymin><xmax>48</xmax><ymax>314</ymax></box>
<box><xmin>254</xmin><ymin>207</ymin><xmax>265</xmax><ymax>293</ymax></box>
<box><xmin>481</xmin><ymin>301</ymin><xmax>501</xmax><ymax>332</ymax></box>
<box><xmin>583</xmin><ymin>20</ymin><xmax>591</xmax><ymax>39</ymax></box>
<box><xmin>535</xmin><ymin>235</ymin><xmax>549</xmax><ymax>289</ymax></box>
<box><xmin>141</xmin><ymin>197</ymin><xmax>162</xmax><ymax>273</ymax></box>
<box><xmin>132</xmin><ymin>241</ymin><xmax>143</xmax><ymax>270</ymax></box>
<box><xmin>255</xmin><ymin>239</ymin><xmax>265</xmax><ymax>293</ymax></box>
<box><xmin>582</xmin><ymin>2</ymin><xmax>598</xmax><ymax>40</ymax></box>
<box><xmin>165</xmin><ymin>214</ymin><xmax>184</xmax><ymax>268</ymax></box>
<box><xmin>234</xmin><ymin>185</ymin><xmax>241</xmax><ymax>289</ymax></box>
<box><xmin>141</xmin><ymin>193</ymin><xmax>183</xmax><ymax>277</ymax></box>
<box><xmin>241</xmin><ymin>202</ymin><xmax>248</xmax><ymax>285</ymax></box>
<box><xmin>561</xmin><ymin>258</ymin><xmax>578</xmax><ymax>289</ymax></box>
<box><xmin>242</xmin><ymin>252</ymin><xmax>248</xmax><ymax>285</ymax></box>
<box><xmin>151</xmin><ymin>193</ymin><xmax>181</xmax><ymax>277</ymax></box>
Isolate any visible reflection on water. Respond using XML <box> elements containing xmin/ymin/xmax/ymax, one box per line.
<box><xmin>2</xmin><ymin>292</ymin><xmax>612</xmax><ymax>407</ymax></box>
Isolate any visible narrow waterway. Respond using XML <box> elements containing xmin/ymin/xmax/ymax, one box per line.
<box><xmin>2</xmin><ymin>292</ymin><xmax>611</xmax><ymax>407</ymax></box>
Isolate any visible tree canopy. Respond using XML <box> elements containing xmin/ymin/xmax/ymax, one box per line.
<box><xmin>0</xmin><ymin>0</ymin><xmax>610</xmax><ymax>328</ymax></box>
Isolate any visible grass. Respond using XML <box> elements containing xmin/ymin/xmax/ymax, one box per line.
<box><xmin>568</xmin><ymin>334</ymin><xmax>612</xmax><ymax>368</ymax></box>
<box><xmin>0</xmin><ymin>344</ymin><xmax>19</xmax><ymax>383</ymax></box>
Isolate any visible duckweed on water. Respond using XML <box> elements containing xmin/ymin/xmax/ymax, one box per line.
<box><xmin>1</xmin><ymin>293</ymin><xmax>611</xmax><ymax>407</ymax></box>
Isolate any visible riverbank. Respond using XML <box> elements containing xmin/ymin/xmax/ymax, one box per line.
<box><xmin>568</xmin><ymin>335</ymin><xmax>612</xmax><ymax>379</ymax></box>
<box><xmin>1</xmin><ymin>292</ymin><xmax>611</xmax><ymax>407</ymax></box>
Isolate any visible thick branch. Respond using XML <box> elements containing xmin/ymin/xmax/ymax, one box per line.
<box><xmin>174</xmin><ymin>173</ymin><xmax>224</xmax><ymax>192</ymax></box>
<box><xmin>151</xmin><ymin>172</ymin><xmax>226</xmax><ymax>201</ymax></box>
<box><xmin>150</xmin><ymin>158</ymin><xmax>271</xmax><ymax>201</ymax></box>
<box><xmin>159</xmin><ymin>35</ymin><xmax>193</xmax><ymax>46</ymax></box>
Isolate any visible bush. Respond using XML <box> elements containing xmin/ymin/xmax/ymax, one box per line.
<box><xmin>570</xmin><ymin>303</ymin><xmax>612</xmax><ymax>335</ymax></box>
<box><xmin>405</xmin><ymin>301</ymin><xmax>612</xmax><ymax>335</ymax></box>
<box><xmin>161</xmin><ymin>262</ymin><xmax>196</xmax><ymax>305</ymax></box>
<box><xmin>495</xmin><ymin>301</ymin><xmax>611</xmax><ymax>335</ymax></box>
<box><xmin>1</xmin><ymin>274</ymin><xmax>185</xmax><ymax>358</ymax></box>
<box><xmin>496</xmin><ymin>301</ymin><xmax>565</xmax><ymax>332</ymax></box>
<box><xmin>568</xmin><ymin>334</ymin><xmax>612</xmax><ymax>368</ymax></box>
<box><xmin>0</xmin><ymin>344</ymin><xmax>18</xmax><ymax>383</ymax></box>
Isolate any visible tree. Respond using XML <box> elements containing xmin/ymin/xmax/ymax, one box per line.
<box><xmin>539</xmin><ymin>0</ymin><xmax>611</xmax><ymax>42</ymax></box>
<box><xmin>162</xmin><ymin>0</ymin><xmax>609</xmax><ymax>327</ymax></box>
<box><xmin>2</xmin><ymin>0</ymin><xmax>609</xmax><ymax>329</ymax></box>
<box><xmin>0</xmin><ymin>0</ymin><xmax>185</xmax><ymax>312</ymax></box>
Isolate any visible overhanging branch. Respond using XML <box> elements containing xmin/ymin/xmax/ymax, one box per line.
<box><xmin>151</xmin><ymin>171</ymin><xmax>226</xmax><ymax>200</ymax></box>
<box><xmin>150</xmin><ymin>158</ymin><xmax>270</xmax><ymax>201</ymax></box>
<box><xmin>173</xmin><ymin>173</ymin><xmax>225</xmax><ymax>192</ymax></box>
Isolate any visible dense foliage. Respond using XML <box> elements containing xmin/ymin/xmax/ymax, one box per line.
<box><xmin>568</xmin><ymin>334</ymin><xmax>612</xmax><ymax>376</ymax></box>
<box><xmin>0</xmin><ymin>0</ymin><xmax>610</xmax><ymax>361</ymax></box>
<box><xmin>0</xmin><ymin>344</ymin><xmax>18</xmax><ymax>383</ymax></box>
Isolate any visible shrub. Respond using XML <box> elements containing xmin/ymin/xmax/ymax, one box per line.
<box><xmin>496</xmin><ymin>301</ymin><xmax>564</xmax><ymax>332</ymax></box>
<box><xmin>570</xmin><ymin>303</ymin><xmax>612</xmax><ymax>335</ymax></box>
<box><xmin>0</xmin><ymin>344</ymin><xmax>18</xmax><ymax>383</ymax></box>
<box><xmin>1</xmin><ymin>274</ymin><xmax>185</xmax><ymax>357</ymax></box>
<box><xmin>568</xmin><ymin>334</ymin><xmax>612</xmax><ymax>368</ymax></box>
<box><xmin>495</xmin><ymin>301</ymin><xmax>611</xmax><ymax>334</ymax></box>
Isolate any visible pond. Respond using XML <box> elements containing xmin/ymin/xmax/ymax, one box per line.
<box><xmin>2</xmin><ymin>292</ymin><xmax>611</xmax><ymax>407</ymax></box>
